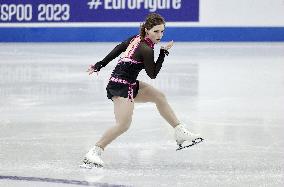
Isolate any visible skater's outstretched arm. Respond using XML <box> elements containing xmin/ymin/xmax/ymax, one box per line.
<box><xmin>87</xmin><ymin>35</ymin><xmax>136</xmax><ymax>75</ymax></box>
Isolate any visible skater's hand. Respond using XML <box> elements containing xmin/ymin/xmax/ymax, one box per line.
<box><xmin>87</xmin><ymin>61</ymin><xmax>104</xmax><ymax>75</ymax></box>
<box><xmin>162</xmin><ymin>40</ymin><xmax>174</xmax><ymax>51</ymax></box>
<box><xmin>86</xmin><ymin>65</ymin><xmax>98</xmax><ymax>75</ymax></box>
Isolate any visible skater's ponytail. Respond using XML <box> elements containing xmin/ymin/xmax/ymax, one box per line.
<box><xmin>140</xmin><ymin>13</ymin><xmax>165</xmax><ymax>40</ymax></box>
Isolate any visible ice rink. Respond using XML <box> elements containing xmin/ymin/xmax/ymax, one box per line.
<box><xmin>0</xmin><ymin>42</ymin><xmax>284</xmax><ymax>187</ymax></box>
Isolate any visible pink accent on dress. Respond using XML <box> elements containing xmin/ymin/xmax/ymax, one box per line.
<box><xmin>108</xmin><ymin>35</ymin><xmax>154</xmax><ymax>101</ymax></box>
<box><xmin>109</xmin><ymin>77</ymin><xmax>136</xmax><ymax>102</ymax></box>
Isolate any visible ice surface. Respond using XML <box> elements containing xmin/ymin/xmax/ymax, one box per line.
<box><xmin>0</xmin><ymin>42</ymin><xmax>284</xmax><ymax>187</ymax></box>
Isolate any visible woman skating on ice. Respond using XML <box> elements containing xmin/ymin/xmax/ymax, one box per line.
<box><xmin>82</xmin><ymin>13</ymin><xmax>203</xmax><ymax>168</ymax></box>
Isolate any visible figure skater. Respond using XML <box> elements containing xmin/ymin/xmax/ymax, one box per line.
<box><xmin>82</xmin><ymin>13</ymin><xmax>202</xmax><ymax>168</ymax></box>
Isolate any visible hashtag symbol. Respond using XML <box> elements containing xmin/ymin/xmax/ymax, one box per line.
<box><xmin>87</xmin><ymin>0</ymin><xmax>103</xmax><ymax>10</ymax></box>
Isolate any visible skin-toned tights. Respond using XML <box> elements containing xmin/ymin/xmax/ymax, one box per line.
<box><xmin>96</xmin><ymin>81</ymin><xmax>180</xmax><ymax>149</ymax></box>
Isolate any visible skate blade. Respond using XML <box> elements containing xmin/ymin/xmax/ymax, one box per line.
<box><xmin>176</xmin><ymin>137</ymin><xmax>204</xmax><ymax>151</ymax></box>
<box><xmin>80</xmin><ymin>163</ymin><xmax>94</xmax><ymax>169</ymax></box>
<box><xmin>80</xmin><ymin>162</ymin><xmax>103</xmax><ymax>169</ymax></box>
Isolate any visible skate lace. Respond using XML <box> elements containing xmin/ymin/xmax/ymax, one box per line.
<box><xmin>181</xmin><ymin>127</ymin><xmax>193</xmax><ymax>136</ymax></box>
<box><xmin>91</xmin><ymin>148</ymin><xmax>101</xmax><ymax>157</ymax></box>
<box><xmin>93</xmin><ymin>151</ymin><xmax>101</xmax><ymax>157</ymax></box>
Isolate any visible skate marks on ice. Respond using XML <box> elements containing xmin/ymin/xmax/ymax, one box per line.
<box><xmin>0</xmin><ymin>175</ymin><xmax>131</xmax><ymax>187</ymax></box>
<box><xmin>176</xmin><ymin>137</ymin><xmax>205</xmax><ymax>151</ymax></box>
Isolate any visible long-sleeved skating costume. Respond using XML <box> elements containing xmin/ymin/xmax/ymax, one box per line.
<box><xmin>93</xmin><ymin>35</ymin><xmax>169</xmax><ymax>101</ymax></box>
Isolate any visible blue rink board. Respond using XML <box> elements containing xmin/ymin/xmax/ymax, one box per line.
<box><xmin>0</xmin><ymin>27</ymin><xmax>284</xmax><ymax>42</ymax></box>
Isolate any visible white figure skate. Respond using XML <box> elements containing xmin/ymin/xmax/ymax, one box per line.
<box><xmin>174</xmin><ymin>124</ymin><xmax>204</xmax><ymax>151</ymax></box>
<box><xmin>80</xmin><ymin>146</ymin><xmax>104</xmax><ymax>169</ymax></box>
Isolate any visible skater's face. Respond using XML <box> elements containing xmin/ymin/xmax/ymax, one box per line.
<box><xmin>145</xmin><ymin>24</ymin><xmax>165</xmax><ymax>44</ymax></box>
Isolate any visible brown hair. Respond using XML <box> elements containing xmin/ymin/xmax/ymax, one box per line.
<box><xmin>140</xmin><ymin>13</ymin><xmax>165</xmax><ymax>40</ymax></box>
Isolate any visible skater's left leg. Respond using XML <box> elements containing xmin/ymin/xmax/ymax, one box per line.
<box><xmin>134</xmin><ymin>81</ymin><xmax>203</xmax><ymax>149</ymax></box>
<box><xmin>134</xmin><ymin>81</ymin><xmax>180</xmax><ymax>128</ymax></box>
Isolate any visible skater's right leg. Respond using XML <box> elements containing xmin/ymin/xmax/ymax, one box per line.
<box><xmin>96</xmin><ymin>96</ymin><xmax>134</xmax><ymax>149</ymax></box>
<box><xmin>82</xmin><ymin>96</ymin><xmax>134</xmax><ymax>168</ymax></box>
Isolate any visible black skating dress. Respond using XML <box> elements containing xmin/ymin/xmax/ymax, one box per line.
<box><xmin>92</xmin><ymin>35</ymin><xmax>169</xmax><ymax>101</ymax></box>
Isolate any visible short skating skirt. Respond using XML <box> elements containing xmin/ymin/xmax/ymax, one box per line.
<box><xmin>106</xmin><ymin>80</ymin><xmax>140</xmax><ymax>100</ymax></box>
